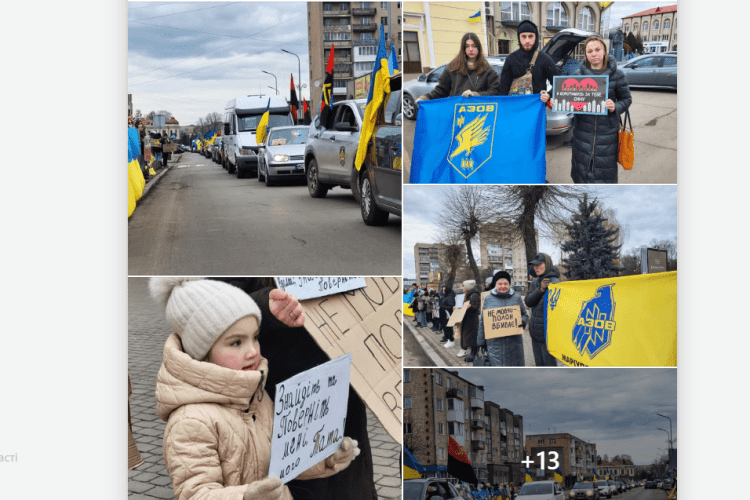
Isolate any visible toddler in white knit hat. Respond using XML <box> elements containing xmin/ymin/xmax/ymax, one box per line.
<box><xmin>150</xmin><ymin>277</ymin><xmax>359</xmax><ymax>500</ymax></box>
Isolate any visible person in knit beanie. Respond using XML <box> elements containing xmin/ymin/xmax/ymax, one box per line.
<box><xmin>151</xmin><ymin>277</ymin><xmax>360</xmax><ymax>500</ymax></box>
<box><xmin>498</xmin><ymin>19</ymin><xmax>559</xmax><ymax>100</ymax></box>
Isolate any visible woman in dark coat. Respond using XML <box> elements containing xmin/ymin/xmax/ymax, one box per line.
<box><xmin>458</xmin><ymin>280</ymin><xmax>482</xmax><ymax>363</ymax></box>
<box><xmin>416</xmin><ymin>32</ymin><xmax>500</xmax><ymax>103</ymax></box>
<box><xmin>570</xmin><ymin>36</ymin><xmax>632</xmax><ymax>184</ymax></box>
<box><xmin>438</xmin><ymin>284</ymin><xmax>456</xmax><ymax>347</ymax></box>
<box><xmin>477</xmin><ymin>271</ymin><xmax>527</xmax><ymax>366</ymax></box>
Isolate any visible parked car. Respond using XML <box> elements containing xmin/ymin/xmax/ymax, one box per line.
<box><xmin>257</xmin><ymin>125</ymin><xmax>308</xmax><ymax>186</ymax></box>
<box><xmin>212</xmin><ymin>136</ymin><xmax>223</xmax><ymax>163</ymax></box>
<box><xmin>597</xmin><ymin>481</ymin><xmax>613</xmax><ymax>498</ymax></box>
<box><xmin>569</xmin><ymin>482</ymin><xmax>599</xmax><ymax>500</ymax></box>
<box><xmin>304</xmin><ymin>99</ymin><xmax>366</xmax><ymax>201</ymax></box>
<box><xmin>403</xmin><ymin>478</ymin><xmax>463</xmax><ymax>500</ymax></box>
<box><xmin>619</xmin><ymin>53</ymin><xmax>677</xmax><ymax>90</ymax></box>
<box><xmin>357</xmin><ymin>73</ymin><xmax>402</xmax><ymax>225</ymax></box>
<box><xmin>662</xmin><ymin>478</ymin><xmax>673</xmax><ymax>490</ymax></box>
<box><xmin>517</xmin><ymin>480</ymin><xmax>564</xmax><ymax>500</ymax></box>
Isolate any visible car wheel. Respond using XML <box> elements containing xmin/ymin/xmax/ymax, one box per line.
<box><xmin>360</xmin><ymin>174</ymin><xmax>389</xmax><ymax>226</ymax></box>
<box><xmin>403</xmin><ymin>93</ymin><xmax>417</xmax><ymax>121</ymax></box>
<box><xmin>265</xmin><ymin>169</ymin><xmax>274</xmax><ymax>187</ymax></box>
<box><xmin>258</xmin><ymin>162</ymin><xmax>265</xmax><ymax>182</ymax></box>
<box><xmin>228</xmin><ymin>161</ymin><xmax>235</xmax><ymax>174</ymax></box>
<box><xmin>307</xmin><ymin>159</ymin><xmax>328</xmax><ymax>198</ymax></box>
<box><xmin>237</xmin><ymin>166</ymin><xmax>245</xmax><ymax>179</ymax></box>
<box><xmin>350</xmin><ymin>166</ymin><xmax>361</xmax><ymax>204</ymax></box>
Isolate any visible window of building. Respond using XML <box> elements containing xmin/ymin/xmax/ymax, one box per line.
<box><xmin>438</xmin><ymin>422</ymin><xmax>445</xmax><ymax>434</ymax></box>
<box><xmin>404</xmin><ymin>369</ymin><xmax>411</xmax><ymax>383</ymax></box>
<box><xmin>404</xmin><ymin>396</ymin><xmax>412</xmax><ymax>409</ymax></box>
<box><xmin>381</xmin><ymin>16</ymin><xmax>388</xmax><ymax>25</ymax></box>
<box><xmin>550</xmin><ymin>439</ymin><xmax>556</xmax><ymax>444</ymax></box>
<box><xmin>437</xmin><ymin>398</ymin><xmax>444</xmax><ymax>411</ymax></box>
<box><xmin>360</xmin><ymin>16</ymin><xmax>370</xmax><ymax>25</ymax></box>
<box><xmin>465</xmin><ymin>409</ymin><xmax>469</xmax><ymax>420</ymax></box>
<box><xmin>624</xmin><ymin>24</ymin><xmax>629</xmax><ymax>32</ymax></box>
<box><xmin>652</xmin><ymin>35</ymin><xmax>658</xmax><ymax>41</ymax></box>
<box><xmin>340</xmin><ymin>18</ymin><xmax>348</xmax><ymax>26</ymax></box>
<box><xmin>653</xmin><ymin>20</ymin><xmax>659</xmax><ymax>30</ymax></box>
<box><xmin>324</xmin><ymin>2</ymin><xmax>333</xmax><ymax>11</ymax></box>
<box><xmin>381</xmin><ymin>2</ymin><xmax>387</xmax><ymax>7</ymax></box>
<box><xmin>577</xmin><ymin>6</ymin><xmax>594</xmax><ymax>31</ymax></box>
<box><xmin>642</xmin><ymin>21</ymin><xmax>648</xmax><ymax>32</ymax></box>
<box><xmin>537</xmin><ymin>439</ymin><xmax>544</xmax><ymax>445</ymax></box>
<box><xmin>500</xmin><ymin>2</ymin><xmax>532</xmax><ymax>22</ymax></box>
<box><xmin>398</xmin><ymin>16</ymin><xmax>401</xmax><ymax>24</ymax></box>
<box><xmin>662</xmin><ymin>34</ymin><xmax>669</xmax><ymax>41</ymax></box>
<box><xmin>664</xmin><ymin>19</ymin><xmax>670</xmax><ymax>29</ymax></box>
<box><xmin>340</xmin><ymin>3</ymin><xmax>348</xmax><ymax>10</ymax></box>
<box><xmin>436</xmin><ymin>372</ymin><xmax>442</xmax><ymax>385</ymax></box>
<box><xmin>633</xmin><ymin>22</ymin><xmax>639</xmax><ymax>32</ymax></box>
<box><xmin>324</xmin><ymin>18</ymin><xmax>333</xmax><ymax>26</ymax></box>
<box><xmin>361</xmin><ymin>32</ymin><xmax>372</xmax><ymax>40</ymax></box>
<box><xmin>360</xmin><ymin>2</ymin><xmax>370</xmax><ymax>7</ymax></box>
<box><xmin>404</xmin><ymin>422</ymin><xmax>412</xmax><ymax>434</ymax></box>
<box><xmin>546</xmin><ymin>2</ymin><xmax>569</xmax><ymax>27</ymax></box>
<box><xmin>439</xmin><ymin>448</ymin><xmax>446</xmax><ymax>460</ymax></box>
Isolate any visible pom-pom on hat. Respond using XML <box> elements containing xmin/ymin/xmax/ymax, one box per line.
<box><xmin>149</xmin><ymin>277</ymin><xmax>262</xmax><ymax>360</ymax></box>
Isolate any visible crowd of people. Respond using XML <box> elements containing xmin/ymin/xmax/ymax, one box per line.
<box><xmin>409</xmin><ymin>252</ymin><xmax>563</xmax><ymax>367</ymax></box>
<box><xmin>414</xmin><ymin>21</ymin><xmax>632</xmax><ymax>184</ymax></box>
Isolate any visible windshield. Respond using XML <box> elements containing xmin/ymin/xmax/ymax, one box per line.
<box><xmin>519</xmin><ymin>484</ymin><xmax>553</xmax><ymax>495</ymax></box>
<box><xmin>237</xmin><ymin>112</ymin><xmax>291</xmax><ymax>132</ymax></box>
<box><xmin>267</xmin><ymin>128</ymin><xmax>308</xmax><ymax>146</ymax></box>
<box><xmin>403</xmin><ymin>483</ymin><xmax>423</xmax><ymax>498</ymax></box>
<box><xmin>573</xmin><ymin>483</ymin><xmax>593</xmax><ymax>490</ymax></box>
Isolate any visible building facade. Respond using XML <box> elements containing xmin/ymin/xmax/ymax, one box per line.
<box><xmin>621</xmin><ymin>4</ymin><xmax>677</xmax><ymax>53</ymax></box>
<box><xmin>478</xmin><ymin>221</ymin><xmax>533</xmax><ymax>291</ymax></box>
<box><xmin>413</xmin><ymin>243</ymin><xmax>445</xmax><ymax>287</ymax></box>
<box><xmin>524</xmin><ymin>432</ymin><xmax>597</xmax><ymax>481</ymax></box>
<box><xmin>308</xmin><ymin>2</ymin><xmax>402</xmax><ymax>113</ymax></box>
<box><xmin>404</xmin><ymin>368</ymin><xmax>523</xmax><ymax>484</ymax></box>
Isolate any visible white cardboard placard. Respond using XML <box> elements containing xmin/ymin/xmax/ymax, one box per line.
<box><xmin>275</xmin><ymin>277</ymin><xmax>367</xmax><ymax>301</ymax></box>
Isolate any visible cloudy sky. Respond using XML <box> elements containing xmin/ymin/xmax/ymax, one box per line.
<box><xmin>451</xmin><ymin>367</ymin><xmax>677</xmax><ymax>466</ymax></box>
<box><xmin>402</xmin><ymin>185</ymin><xmax>676</xmax><ymax>278</ymax></box>
<box><xmin>128</xmin><ymin>2</ymin><xmax>309</xmax><ymax>126</ymax></box>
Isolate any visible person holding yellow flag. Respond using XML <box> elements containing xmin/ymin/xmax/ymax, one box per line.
<box><xmin>525</xmin><ymin>253</ymin><xmax>561</xmax><ymax>366</ymax></box>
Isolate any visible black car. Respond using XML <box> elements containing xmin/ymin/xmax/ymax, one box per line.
<box><xmin>644</xmin><ymin>480</ymin><xmax>655</xmax><ymax>489</ymax></box>
<box><xmin>358</xmin><ymin>72</ymin><xmax>402</xmax><ymax>226</ymax></box>
<box><xmin>404</xmin><ymin>479</ymin><xmax>463</xmax><ymax>500</ymax></box>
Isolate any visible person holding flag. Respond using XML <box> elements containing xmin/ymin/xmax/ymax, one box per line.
<box><xmin>415</xmin><ymin>32</ymin><xmax>499</xmax><ymax>105</ymax></box>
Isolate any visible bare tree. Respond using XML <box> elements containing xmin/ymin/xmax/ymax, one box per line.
<box><xmin>437</xmin><ymin>186</ymin><xmax>494</xmax><ymax>283</ymax></box>
<box><xmin>205</xmin><ymin>111</ymin><xmax>223</xmax><ymax>132</ymax></box>
<box><xmin>482</xmin><ymin>186</ymin><xmax>584</xmax><ymax>267</ymax></box>
<box><xmin>648</xmin><ymin>239</ymin><xmax>677</xmax><ymax>270</ymax></box>
<box><xmin>436</xmin><ymin>234</ymin><xmax>464</xmax><ymax>288</ymax></box>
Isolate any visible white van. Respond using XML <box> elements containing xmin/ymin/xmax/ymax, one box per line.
<box><xmin>223</xmin><ymin>95</ymin><xmax>293</xmax><ymax>178</ymax></box>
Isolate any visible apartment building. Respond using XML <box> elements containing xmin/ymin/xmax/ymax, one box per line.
<box><xmin>524</xmin><ymin>432</ymin><xmax>597</xmax><ymax>481</ymax></box>
<box><xmin>478</xmin><ymin>221</ymin><xmax>533</xmax><ymax>291</ymax></box>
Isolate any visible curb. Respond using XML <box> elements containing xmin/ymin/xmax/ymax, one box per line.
<box><xmin>140</xmin><ymin>153</ymin><xmax>181</xmax><ymax>200</ymax></box>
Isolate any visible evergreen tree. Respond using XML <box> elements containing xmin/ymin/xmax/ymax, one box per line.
<box><xmin>561</xmin><ymin>194</ymin><xmax>622</xmax><ymax>280</ymax></box>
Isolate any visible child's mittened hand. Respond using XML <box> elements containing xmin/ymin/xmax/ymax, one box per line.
<box><xmin>324</xmin><ymin>437</ymin><xmax>360</xmax><ymax>473</ymax></box>
<box><xmin>243</xmin><ymin>476</ymin><xmax>284</xmax><ymax>500</ymax></box>
<box><xmin>269</xmin><ymin>289</ymin><xmax>305</xmax><ymax>328</ymax></box>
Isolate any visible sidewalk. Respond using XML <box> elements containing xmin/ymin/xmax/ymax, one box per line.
<box><xmin>128</xmin><ymin>277</ymin><xmax>401</xmax><ymax>499</ymax></box>
<box><xmin>405</xmin><ymin>315</ymin><xmax>545</xmax><ymax>367</ymax></box>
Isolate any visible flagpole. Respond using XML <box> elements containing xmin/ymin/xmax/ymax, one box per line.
<box><xmin>281</xmin><ymin>49</ymin><xmax>302</xmax><ymax>121</ymax></box>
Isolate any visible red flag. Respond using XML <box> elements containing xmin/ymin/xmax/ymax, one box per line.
<box><xmin>289</xmin><ymin>74</ymin><xmax>299</xmax><ymax>122</ymax></box>
<box><xmin>320</xmin><ymin>44</ymin><xmax>334</xmax><ymax>125</ymax></box>
<box><xmin>303</xmin><ymin>99</ymin><xmax>311</xmax><ymax>125</ymax></box>
<box><xmin>447</xmin><ymin>437</ymin><xmax>478</xmax><ymax>485</ymax></box>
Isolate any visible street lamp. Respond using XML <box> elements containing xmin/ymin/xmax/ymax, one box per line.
<box><xmin>281</xmin><ymin>49</ymin><xmax>302</xmax><ymax>121</ymax></box>
<box><xmin>262</xmin><ymin>70</ymin><xmax>278</xmax><ymax>95</ymax></box>
<box><xmin>656</xmin><ymin>428</ymin><xmax>670</xmax><ymax>448</ymax></box>
<box><xmin>656</xmin><ymin>413</ymin><xmax>673</xmax><ymax>450</ymax></box>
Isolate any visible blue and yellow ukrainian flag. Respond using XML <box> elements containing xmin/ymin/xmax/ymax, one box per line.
<box><xmin>355</xmin><ymin>25</ymin><xmax>398</xmax><ymax>171</ymax></box>
<box><xmin>403</xmin><ymin>447</ymin><xmax>424</xmax><ymax>479</ymax></box>
<box><xmin>554</xmin><ymin>467</ymin><xmax>563</xmax><ymax>483</ymax></box>
<box><xmin>592</xmin><ymin>468</ymin><xmax>599</xmax><ymax>482</ymax></box>
<box><xmin>403</xmin><ymin>289</ymin><xmax>415</xmax><ymax>317</ymax></box>
<box><xmin>128</xmin><ymin>127</ymin><xmax>145</xmax><ymax>217</ymax></box>
<box><xmin>410</xmin><ymin>95</ymin><xmax>546</xmax><ymax>184</ymax></box>
<box><xmin>469</xmin><ymin>11</ymin><xmax>481</xmax><ymax>23</ymax></box>
<box><xmin>545</xmin><ymin>271</ymin><xmax>677</xmax><ymax>367</ymax></box>
<box><xmin>256</xmin><ymin>99</ymin><xmax>271</xmax><ymax>145</ymax></box>
<box><xmin>525</xmin><ymin>467</ymin><xmax>533</xmax><ymax>482</ymax></box>
<box><xmin>388</xmin><ymin>44</ymin><xmax>399</xmax><ymax>75</ymax></box>
<box><xmin>606</xmin><ymin>469</ymin><xmax>610</xmax><ymax>480</ymax></box>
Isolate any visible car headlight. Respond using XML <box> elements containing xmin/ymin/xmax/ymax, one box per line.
<box><xmin>240</xmin><ymin>147</ymin><xmax>255</xmax><ymax>155</ymax></box>
<box><xmin>586</xmin><ymin>491</ymin><xmax>594</xmax><ymax>497</ymax></box>
<box><xmin>273</xmin><ymin>154</ymin><xmax>289</xmax><ymax>162</ymax></box>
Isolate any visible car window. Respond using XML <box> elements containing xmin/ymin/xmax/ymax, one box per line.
<box><xmin>384</xmin><ymin>90</ymin><xmax>402</xmax><ymax>124</ymax></box>
<box><xmin>519</xmin><ymin>483</ymin><xmax>553</xmax><ymax>495</ymax></box>
<box><xmin>336</xmin><ymin>105</ymin><xmax>357</xmax><ymax>127</ymax></box>
<box><xmin>427</xmin><ymin>65</ymin><xmax>445</xmax><ymax>83</ymax></box>
<box><xmin>492</xmin><ymin>64</ymin><xmax>503</xmax><ymax>77</ymax></box>
<box><xmin>268</xmin><ymin>128</ymin><xmax>308</xmax><ymax>146</ymax></box>
<box><xmin>662</xmin><ymin>56</ymin><xmax>677</xmax><ymax>67</ymax></box>
<box><xmin>633</xmin><ymin>57</ymin><xmax>658</xmax><ymax>68</ymax></box>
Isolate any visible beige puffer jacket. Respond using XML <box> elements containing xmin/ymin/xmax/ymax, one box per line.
<box><xmin>156</xmin><ymin>333</ymin><xmax>290</xmax><ymax>500</ymax></box>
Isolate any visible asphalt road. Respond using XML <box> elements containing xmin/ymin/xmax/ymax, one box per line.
<box><xmin>593</xmin><ymin>486</ymin><xmax>672</xmax><ymax>499</ymax></box>
<box><xmin>129</xmin><ymin>153</ymin><xmax>401</xmax><ymax>275</ymax></box>
<box><xmin>403</xmin><ymin>88</ymin><xmax>676</xmax><ymax>184</ymax></box>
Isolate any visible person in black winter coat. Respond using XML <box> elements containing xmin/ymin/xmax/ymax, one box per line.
<box><xmin>524</xmin><ymin>253</ymin><xmax>561</xmax><ymax>366</ymax></box>
<box><xmin>438</xmin><ymin>284</ymin><xmax>456</xmax><ymax>347</ymax></box>
<box><xmin>458</xmin><ymin>280</ymin><xmax>482</xmax><ymax>363</ymax></box>
<box><xmin>570</xmin><ymin>36</ymin><xmax>632</xmax><ymax>184</ymax></box>
<box><xmin>498</xmin><ymin>20</ymin><xmax>559</xmax><ymax>103</ymax></box>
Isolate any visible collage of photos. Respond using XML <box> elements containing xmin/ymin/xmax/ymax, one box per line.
<box><xmin>127</xmin><ymin>1</ymin><xmax>677</xmax><ymax>500</ymax></box>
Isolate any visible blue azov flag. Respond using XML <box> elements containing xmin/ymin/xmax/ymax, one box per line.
<box><xmin>410</xmin><ymin>94</ymin><xmax>546</xmax><ymax>184</ymax></box>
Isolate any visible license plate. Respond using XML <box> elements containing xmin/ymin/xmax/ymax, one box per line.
<box><xmin>296</xmin><ymin>164</ymin><xmax>303</xmax><ymax>170</ymax></box>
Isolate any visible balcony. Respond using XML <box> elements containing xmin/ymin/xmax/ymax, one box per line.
<box><xmin>332</xmin><ymin>87</ymin><xmax>348</xmax><ymax>95</ymax></box>
<box><xmin>323</xmin><ymin>25</ymin><xmax>352</xmax><ymax>33</ymax></box>
<box><xmin>446</xmin><ymin>388</ymin><xmax>459</xmax><ymax>398</ymax></box>
<box><xmin>322</xmin><ymin>8</ymin><xmax>350</xmax><ymax>16</ymax></box>
<box><xmin>471</xmin><ymin>419</ymin><xmax>484</xmax><ymax>430</ymax></box>
<box><xmin>334</xmin><ymin>56</ymin><xmax>352</xmax><ymax>64</ymax></box>
<box><xmin>471</xmin><ymin>440</ymin><xmax>485</xmax><ymax>451</ymax></box>
<box><xmin>333</xmin><ymin>71</ymin><xmax>352</xmax><ymax>79</ymax></box>
<box><xmin>325</xmin><ymin>40</ymin><xmax>352</xmax><ymax>49</ymax></box>
<box><xmin>446</xmin><ymin>409</ymin><xmax>463</xmax><ymax>422</ymax></box>
<box><xmin>352</xmin><ymin>7</ymin><xmax>376</xmax><ymax>15</ymax></box>
<box><xmin>352</xmin><ymin>23</ymin><xmax>377</xmax><ymax>32</ymax></box>
<box><xmin>470</xmin><ymin>397</ymin><xmax>484</xmax><ymax>409</ymax></box>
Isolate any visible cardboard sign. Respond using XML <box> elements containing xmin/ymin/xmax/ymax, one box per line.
<box><xmin>300</xmin><ymin>277</ymin><xmax>402</xmax><ymax>442</ymax></box>
<box><xmin>446</xmin><ymin>305</ymin><xmax>468</xmax><ymax>327</ymax></box>
<box><xmin>551</xmin><ymin>75</ymin><xmax>610</xmax><ymax>115</ymax></box>
<box><xmin>276</xmin><ymin>277</ymin><xmax>367</xmax><ymax>301</ymax></box>
<box><xmin>483</xmin><ymin>305</ymin><xmax>523</xmax><ymax>339</ymax></box>
<box><xmin>269</xmin><ymin>353</ymin><xmax>352</xmax><ymax>483</ymax></box>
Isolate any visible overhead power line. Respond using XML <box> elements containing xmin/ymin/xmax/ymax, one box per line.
<box><xmin>128</xmin><ymin>2</ymin><xmax>236</xmax><ymax>22</ymax></box>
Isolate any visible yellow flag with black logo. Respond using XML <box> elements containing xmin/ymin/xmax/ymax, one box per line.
<box><xmin>545</xmin><ymin>271</ymin><xmax>676</xmax><ymax>367</ymax></box>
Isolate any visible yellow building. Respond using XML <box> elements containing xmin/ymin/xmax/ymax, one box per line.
<box><xmin>403</xmin><ymin>2</ymin><xmax>486</xmax><ymax>73</ymax></box>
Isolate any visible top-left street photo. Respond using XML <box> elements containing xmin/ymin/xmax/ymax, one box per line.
<box><xmin>128</xmin><ymin>2</ymin><xmax>404</xmax><ymax>276</ymax></box>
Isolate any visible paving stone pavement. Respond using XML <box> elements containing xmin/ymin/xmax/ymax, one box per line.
<box><xmin>129</xmin><ymin>277</ymin><xmax>401</xmax><ymax>499</ymax></box>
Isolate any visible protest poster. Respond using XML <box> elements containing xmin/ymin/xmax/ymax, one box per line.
<box><xmin>269</xmin><ymin>353</ymin><xmax>352</xmax><ymax>483</ymax></box>
<box><xmin>446</xmin><ymin>304</ymin><xmax>468</xmax><ymax>328</ymax></box>
<box><xmin>300</xmin><ymin>277</ymin><xmax>402</xmax><ymax>442</ymax></box>
<box><xmin>551</xmin><ymin>75</ymin><xmax>609</xmax><ymax>115</ymax></box>
<box><xmin>276</xmin><ymin>277</ymin><xmax>367</xmax><ymax>301</ymax></box>
<box><xmin>482</xmin><ymin>305</ymin><xmax>523</xmax><ymax>339</ymax></box>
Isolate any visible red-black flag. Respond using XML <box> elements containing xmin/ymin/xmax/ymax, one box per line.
<box><xmin>303</xmin><ymin>99</ymin><xmax>311</xmax><ymax>125</ymax></box>
<box><xmin>289</xmin><ymin>74</ymin><xmax>299</xmax><ymax>123</ymax></box>
<box><xmin>448</xmin><ymin>437</ymin><xmax>478</xmax><ymax>486</ymax></box>
<box><xmin>319</xmin><ymin>44</ymin><xmax>334</xmax><ymax>125</ymax></box>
